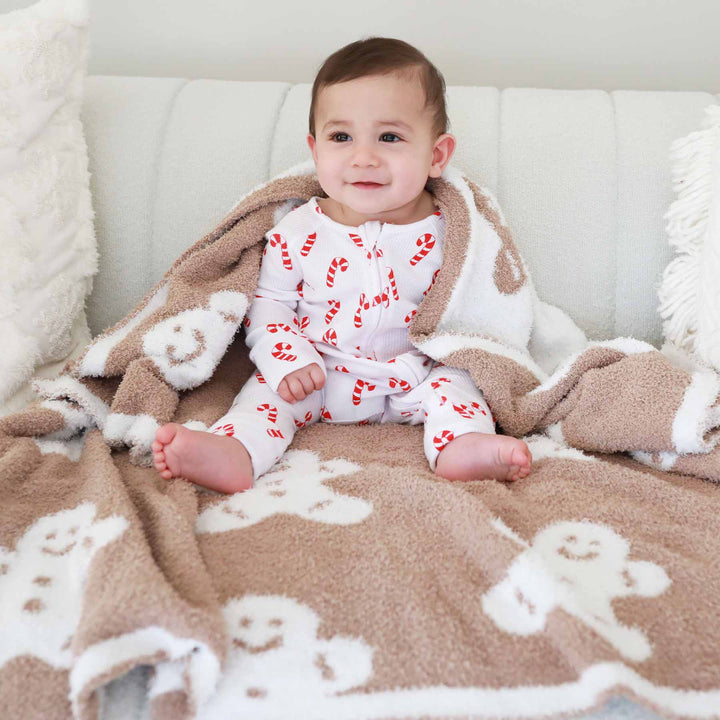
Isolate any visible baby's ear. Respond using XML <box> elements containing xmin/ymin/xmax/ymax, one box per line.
<box><xmin>429</xmin><ymin>133</ymin><xmax>456</xmax><ymax>177</ymax></box>
<box><xmin>307</xmin><ymin>134</ymin><xmax>317</xmax><ymax>160</ymax></box>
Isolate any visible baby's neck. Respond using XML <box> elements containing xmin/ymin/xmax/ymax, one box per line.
<box><xmin>318</xmin><ymin>190</ymin><xmax>436</xmax><ymax>227</ymax></box>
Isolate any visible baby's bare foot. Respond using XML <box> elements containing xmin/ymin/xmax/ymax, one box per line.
<box><xmin>435</xmin><ymin>432</ymin><xmax>532</xmax><ymax>482</ymax></box>
<box><xmin>152</xmin><ymin>423</ymin><xmax>254</xmax><ymax>494</ymax></box>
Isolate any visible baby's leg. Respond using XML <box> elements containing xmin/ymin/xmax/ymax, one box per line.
<box><xmin>153</xmin><ymin>371</ymin><xmax>322</xmax><ymax>493</ymax></box>
<box><xmin>420</xmin><ymin>366</ymin><xmax>531</xmax><ymax>482</ymax></box>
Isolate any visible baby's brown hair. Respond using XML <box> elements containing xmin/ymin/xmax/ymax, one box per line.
<box><xmin>308</xmin><ymin>37</ymin><xmax>449</xmax><ymax>139</ymax></box>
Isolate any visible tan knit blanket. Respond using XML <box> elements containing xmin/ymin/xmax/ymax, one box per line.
<box><xmin>1</xmin><ymin>163</ymin><xmax>719</xmax><ymax>720</ymax></box>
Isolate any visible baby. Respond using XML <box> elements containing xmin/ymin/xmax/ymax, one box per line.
<box><xmin>152</xmin><ymin>37</ymin><xmax>532</xmax><ymax>494</ymax></box>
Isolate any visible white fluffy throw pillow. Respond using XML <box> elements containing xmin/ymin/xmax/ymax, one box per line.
<box><xmin>0</xmin><ymin>0</ymin><xmax>96</xmax><ymax>407</ymax></box>
<box><xmin>658</xmin><ymin>104</ymin><xmax>720</xmax><ymax>372</ymax></box>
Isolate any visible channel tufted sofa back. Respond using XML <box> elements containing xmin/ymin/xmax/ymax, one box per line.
<box><xmin>80</xmin><ymin>78</ymin><xmax>720</xmax><ymax>345</ymax></box>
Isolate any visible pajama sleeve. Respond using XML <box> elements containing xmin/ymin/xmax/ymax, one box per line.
<box><xmin>245</xmin><ymin>230</ymin><xmax>325</xmax><ymax>392</ymax></box>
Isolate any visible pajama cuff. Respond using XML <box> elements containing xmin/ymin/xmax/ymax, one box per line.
<box><xmin>249</xmin><ymin>337</ymin><xmax>326</xmax><ymax>392</ymax></box>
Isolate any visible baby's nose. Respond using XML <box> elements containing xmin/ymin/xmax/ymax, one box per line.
<box><xmin>351</xmin><ymin>143</ymin><xmax>380</xmax><ymax>167</ymax></box>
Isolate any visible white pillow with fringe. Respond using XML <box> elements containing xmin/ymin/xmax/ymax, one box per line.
<box><xmin>0</xmin><ymin>0</ymin><xmax>96</xmax><ymax>413</ymax></box>
<box><xmin>658</xmin><ymin>105</ymin><xmax>720</xmax><ymax>372</ymax></box>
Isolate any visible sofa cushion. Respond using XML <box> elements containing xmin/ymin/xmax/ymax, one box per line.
<box><xmin>78</xmin><ymin>78</ymin><xmax>719</xmax><ymax>347</ymax></box>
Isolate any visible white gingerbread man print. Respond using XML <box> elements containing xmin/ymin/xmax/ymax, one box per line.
<box><xmin>195</xmin><ymin>450</ymin><xmax>371</xmax><ymax>534</ymax></box>
<box><xmin>0</xmin><ymin>503</ymin><xmax>128</xmax><ymax>669</ymax></box>
<box><xmin>482</xmin><ymin>518</ymin><xmax>670</xmax><ymax>662</ymax></box>
<box><xmin>142</xmin><ymin>290</ymin><xmax>248</xmax><ymax>389</ymax></box>
<box><xmin>196</xmin><ymin>595</ymin><xmax>373</xmax><ymax>718</ymax></box>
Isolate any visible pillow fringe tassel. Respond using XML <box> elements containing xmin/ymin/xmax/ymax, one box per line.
<box><xmin>658</xmin><ymin>104</ymin><xmax>720</xmax><ymax>370</ymax></box>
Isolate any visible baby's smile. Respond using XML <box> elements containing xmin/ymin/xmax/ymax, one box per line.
<box><xmin>351</xmin><ymin>181</ymin><xmax>385</xmax><ymax>189</ymax></box>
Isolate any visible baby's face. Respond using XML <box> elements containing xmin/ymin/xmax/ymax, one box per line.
<box><xmin>307</xmin><ymin>72</ymin><xmax>452</xmax><ymax>225</ymax></box>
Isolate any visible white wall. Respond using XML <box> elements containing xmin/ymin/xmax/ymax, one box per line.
<box><xmin>1</xmin><ymin>0</ymin><xmax>719</xmax><ymax>91</ymax></box>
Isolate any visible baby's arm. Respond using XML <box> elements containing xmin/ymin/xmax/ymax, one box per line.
<box><xmin>245</xmin><ymin>229</ymin><xmax>326</xmax><ymax>392</ymax></box>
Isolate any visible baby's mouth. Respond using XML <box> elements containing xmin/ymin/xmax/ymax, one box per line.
<box><xmin>352</xmin><ymin>181</ymin><xmax>384</xmax><ymax>189</ymax></box>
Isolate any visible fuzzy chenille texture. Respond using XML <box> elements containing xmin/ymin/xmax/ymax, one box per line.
<box><xmin>659</xmin><ymin>103</ymin><xmax>720</xmax><ymax>373</ymax></box>
<box><xmin>0</xmin><ymin>162</ymin><xmax>719</xmax><ymax>720</ymax></box>
<box><xmin>0</xmin><ymin>0</ymin><xmax>97</xmax><ymax>412</ymax></box>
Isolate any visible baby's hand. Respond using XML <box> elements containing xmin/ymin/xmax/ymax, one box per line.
<box><xmin>277</xmin><ymin>363</ymin><xmax>325</xmax><ymax>404</ymax></box>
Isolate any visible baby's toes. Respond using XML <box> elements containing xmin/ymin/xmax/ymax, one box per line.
<box><xmin>509</xmin><ymin>446</ymin><xmax>527</xmax><ymax>469</ymax></box>
<box><xmin>517</xmin><ymin>444</ymin><xmax>532</xmax><ymax>468</ymax></box>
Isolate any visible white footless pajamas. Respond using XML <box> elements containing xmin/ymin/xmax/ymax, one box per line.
<box><xmin>209</xmin><ymin>197</ymin><xmax>495</xmax><ymax>478</ymax></box>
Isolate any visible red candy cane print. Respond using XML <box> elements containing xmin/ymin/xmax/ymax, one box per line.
<box><xmin>322</xmin><ymin>328</ymin><xmax>338</xmax><ymax>346</ymax></box>
<box><xmin>324</xmin><ymin>299</ymin><xmax>341</xmax><ymax>324</ymax></box>
<box><xmin>409</xmin><ymin>233</ymin><xmax>435</xmax><ymax>266</ymax></box>
<box><xmin>257</xmin><ymin>403</ymin><xmax>278</xmax><ymax>423</ymax></box>
<box><xmin>266</xmin><ymin>323</ymin><xmax>296</xmax><ymax>334</ymax></box>
<box><xmin>269</xmin><ymin>233</ymin><xmax>293</xmax><ymax>270</ymax></box>
<box><xmin>243</xmin><ymin>317</ymin><xmax>250</xmax><ymax>328</ymax></box>
<box><xmin>300</xmin><ymin>232</ymin><xmax>317</xmax><ymax>257</ymax></box>
<box><xmin>294</xmin><ymin>411</ymin><xmax>313</xmax><ymax>428</ymax></box>
<box><xmin>293</xmin><ymin>315</ymin><xmax>310</xmax><ymax>332</ymax></box>
<box><xmin>433</xmin><ymin>430</ymin><xmax>455</xmax><ymax>451</ymax></box>
<box><xmin>349</xmin><ymin>233</ymin><xmax>371</xmax><ymax>260</ymax></box>
<box><xmin>320</xmin><ymin>406</ymin><xmax>332</xmax><ymax>420</ymax></box>
<box><xmin>372</xmin><ymin>287</ymin><xmax>390</xmax><ymax>308</ymax></box>
<box><xmin>334</xmin><ymin>365</ymin><xmax>350</xmax><ymax>373</ymax></box>
<box><xmin>255</xmin><ymin>372</ymin><xmax>267</xmax><ymax>384</ymax></box>
<box><xmin>470</xmin><ymin>401</ymin><xmax>488</xmax><ymax>416</ymax></box>
<box><xmin>387</xmin><ymin>267</ymin><xmax>399</xmax><ymax>300</ymax></box>
<box><xmin>326</xmin><ymin>257</ymin><xmax>349</xmax><ymax>287</ymax></box>
<box><xmin>452</xmin><ymin>403</ymin><xmax>475</xmax><ymax>419</ymax></box>
<box><xmin>404</xmin><ymin>309</ymin><xmax>417</xmax><ymax>325</ymax></box>
<box><xmin>352</xmin><ymin>379</ymin><xmax>376</xmax><ymax>406</ymax></box>
<box><xmin>389</xmin><ymin>377</ymin><xmax>412</xmax><ymax>392</ymax></box>
<box><xmin>439</xmin><ymin>395</ymin><xmax>448</xmax><ymax>406</ymax></box>
<box><xmin>354</xmin><ymin>293</ymin><xmax>371</xmax><ymax>328</ymax></box>
<box><xmin>212</xmin><ymin>423</ymin><xmax>235</xmax><ymax>437</ymax></box>
<box><xmin>423</xmin><ymin>269</ymin><xmax>441</xmax><ymax>297</ymax></box>
<box><xmin>296</xmin><ymin>281</ymin><xmax>304</xmax><ymax>298</ymax></box>
<box><xmin>267</xmin><ymin>429</ymin><xmax>285</xmax><ymax>439</ymax></box>
<box><xmin>271</xmin><ymin>342</ymin><xmax>297</xmax><ymax>361</ymax></box>
<box><xmin>374</xmin><ymin>247</ymin><xmax>384</xmax><ymax>258</ymax></box>
<box><xmin>431</xmin><ymin>377</ymin><xmax>451</xmax><ymax>390</ymax></box>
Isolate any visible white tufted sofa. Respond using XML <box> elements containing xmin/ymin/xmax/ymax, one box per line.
<box><xmin>79</xmin><ymin>79</ymin><xmax>720</xmax><ymax>352</ymax></box>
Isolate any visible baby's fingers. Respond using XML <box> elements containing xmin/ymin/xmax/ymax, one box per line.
<box><xmin>297</xmin><ymin>371</ymin><xmax>316</xmax><ymax>396</ymax></box>
<box><xmin>278</xmin><ymin>379</ymin><xmax>295</xmax><ymax>404</ymax></box>
<box><xmin>287</xmin><ymin>377</ymin><xmax>306</xmax><ymax>402</ymax></box>
<box><xmin>310</xmin><ymin>364</ymin><xmax>326</xmax><ymax>390</ymax></box>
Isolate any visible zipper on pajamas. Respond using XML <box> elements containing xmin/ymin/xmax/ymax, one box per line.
<box><xmin>362</xmin><ymin>222</ymin><xmax>385</xmax><ymax>359</ymax></box>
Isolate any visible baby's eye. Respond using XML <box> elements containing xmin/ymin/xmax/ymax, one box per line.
<box><xmin>380</xmin><ymin>133</ymin><xmax>401</xmax><ymax>143</ymax></box>
<box><xmin>330</xmin><ymin>132</ymin><xmax>350</xmax><ymax>142</ymax></box>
